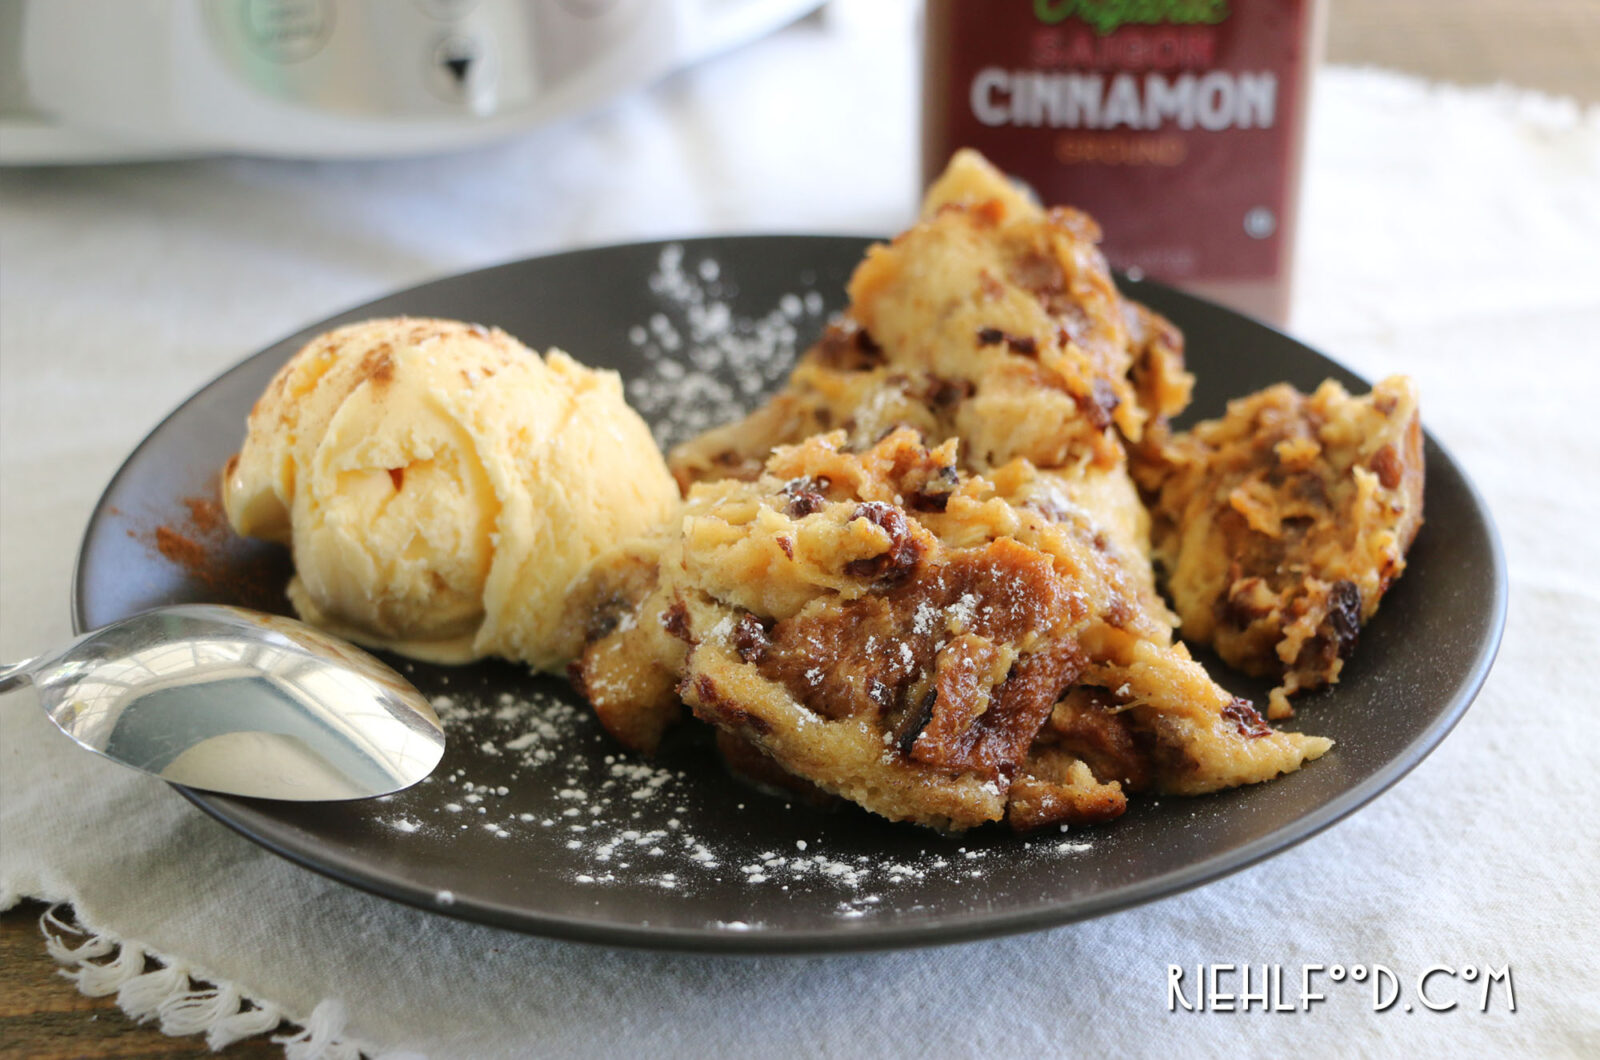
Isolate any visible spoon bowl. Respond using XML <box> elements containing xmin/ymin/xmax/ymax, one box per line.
<box><xmin>2</xmin><ymin>605</ymin><xmax>445</xmax><ymax>801</ymax></box>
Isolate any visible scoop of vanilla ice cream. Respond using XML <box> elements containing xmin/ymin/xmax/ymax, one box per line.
<box><xmin>223</xmin><ymin>317</ymin><xmax>680</xmax><ymax>671</ymax></box>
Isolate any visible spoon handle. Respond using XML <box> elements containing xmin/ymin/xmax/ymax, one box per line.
<box><xmin>0</xmin><ymin>658</ymin><xmax>39</xmax><ymax>694</ymax></box>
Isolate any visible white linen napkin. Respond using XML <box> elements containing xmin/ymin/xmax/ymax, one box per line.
<box><xmin>4</xmin><ymin>3</ymin><xmax>1598</xmax><ymax>1054</ymax></box>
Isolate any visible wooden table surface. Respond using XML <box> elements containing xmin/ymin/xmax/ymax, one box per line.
<box><xmin>0</xmin><ymin>900</ymin><xmax>281</xmax><ymax>1059</ymax></box>
<box><xmin>5</xmin><ymin>3</ymin><xmax>1597</xmax><ymax>1057</ymax></box>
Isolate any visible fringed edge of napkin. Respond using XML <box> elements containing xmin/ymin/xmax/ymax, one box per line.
<box><xmin>1</xmin><ymin>888</ymin><xmax>421</xmax><ymax>1060</ymax></box>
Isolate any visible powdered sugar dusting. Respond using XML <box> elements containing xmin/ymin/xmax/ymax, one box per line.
<box><xmin>626</xmin><ymin>244</ymin><xmax>829</xmax><ymax>448</ymax></box>
<box><xmin>381</xmin><ymin>665</ymin><xmax>1097</xmax><ymax>930</ymax></box>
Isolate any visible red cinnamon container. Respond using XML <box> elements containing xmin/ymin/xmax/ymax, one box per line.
<box><xmin>922</xmin><ymin>0</ymin><xmax>1325</xmax><ymax>325</ymax></box>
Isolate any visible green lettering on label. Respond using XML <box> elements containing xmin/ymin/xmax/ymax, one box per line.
<box><xmin>1033</xmin><ymin>0</ymin><xmax>1230</xmax><ymax>36</ymax></box>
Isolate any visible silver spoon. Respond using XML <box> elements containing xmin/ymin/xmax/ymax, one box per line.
<box><xmin>0</xmin><ymin>605</ymin><xmax>445</xmax><ymax>801</ymax></box>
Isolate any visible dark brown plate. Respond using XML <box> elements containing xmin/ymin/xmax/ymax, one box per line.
<box><xmin>74</xmin><ymin>236</ymin><xmax>1505</xmax><ymax>953</ymax></box>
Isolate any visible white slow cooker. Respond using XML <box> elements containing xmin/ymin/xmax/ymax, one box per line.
<box><xmin>0</xmin><ymin>0</ymin><xmax>822</xmax><ymax>163</ymax></box>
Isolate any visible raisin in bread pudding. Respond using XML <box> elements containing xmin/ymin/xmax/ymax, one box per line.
<box><xmin>571</xmin><ymin>430</ymin><xmax>1329</xmax><ymax>832</ymax></box>
<box><xmin>1134</xmin><ymin>376</ymin><xmax>1425</xmax><ymax>718</ymax></box>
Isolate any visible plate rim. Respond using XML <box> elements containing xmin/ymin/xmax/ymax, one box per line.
<box><xmin>71</xmin><ymin>234</ymin><xmax>1509</xmax><ymax>954</ymax></box>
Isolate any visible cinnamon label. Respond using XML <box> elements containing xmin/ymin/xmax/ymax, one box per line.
<box><xmin>923</xmin><ymin>0</ymin><xmax>1319</xmax><ymax>317</ymax></box>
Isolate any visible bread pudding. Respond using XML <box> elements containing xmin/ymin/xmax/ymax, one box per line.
<box><xmin>670</xmin><ymin>149</ymin><xmax>1193</xmax><ymax>624</ymax></box>
<box><xmin>571</xmin><ymin>429</ymin><xmax>1330</xmax><ymax>831</ymax></box>
<box><xmin>560</xmin><ymin>149</ymin><xmax>1428</xmax><ymax>831</ymax></box>
<box><xmin>671</xmin><ymin>150</ymin><xmax>1192</xmax><ymax>483</ymax></box>
<box><xmin>1134</xmin><ymin>376</ymin><xmax>1425</xmax><ymax>717</ymax></box>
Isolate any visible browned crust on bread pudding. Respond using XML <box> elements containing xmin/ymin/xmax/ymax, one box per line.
<box><xmin>1133</xmin><ymin>376</ymin><xmax>1425</xmax><ymax>717</ymax></box>
<box><xmin>669</xmin><ymin>156</ymin><xmax>1194</xmax><ymax>483</ymax></box>
<box><xmin>571</xmin><ymin>430</ymin><xmax>1329</xmax><ymax>832</ymax></box>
